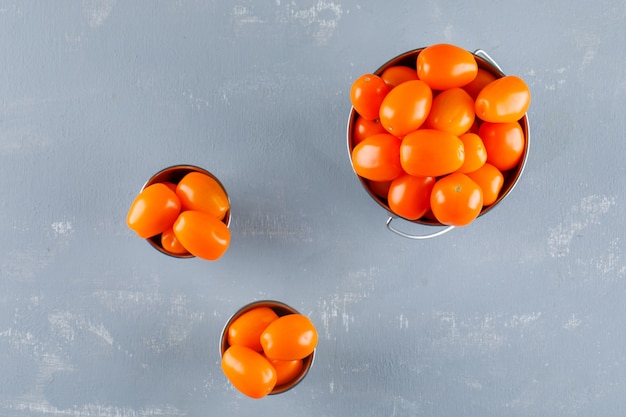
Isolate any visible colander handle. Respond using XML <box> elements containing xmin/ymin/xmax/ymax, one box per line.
<box><xmin>386</xmin><ymin>216</ymin><xmax>455</xmax><ymax>240</ymax></box>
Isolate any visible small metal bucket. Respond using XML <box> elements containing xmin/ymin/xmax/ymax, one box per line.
<box><xmin>346</xmin><ymin>48</ymin><xmax>530</xmax><ymax>239</ymax></box>
<box><xmin>140</xmin><ymin>164</ymin><xmax>231</xmax><ymax>257</ymax></box>
<box><xmin>220</xmin><ymin>300</ymin><xmax>316</xmax><ymax>395</ymax></box>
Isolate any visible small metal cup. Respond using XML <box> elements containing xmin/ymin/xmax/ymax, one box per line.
<box><xmin>220</xmin><ymin>300</ymin><xmax>316</xmax><ymax>395</ymax></box>
<box><xmin>140</xmin><ymin>164</ymin><xmax>231</xmax><ymax>258</ymax></box>
<box><xmin>346</xmin><ymin>48</ymin><xmax>530</xmax><ymax>239</ymax></box>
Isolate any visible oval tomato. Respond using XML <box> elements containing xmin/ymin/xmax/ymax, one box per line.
<box><xmin>126</xmin><ymin>183</ymin><xmax>181</xmax><ymax>239</ymax></box>
<box><xmin>426</xmin><ymin>87</ymin><xmax>475</xmax><ymax>136</ymax></box>
<box><xmin>475</xmin><ymin>75</ymin><xmax>531</xmax><ymax>123</ymax></box>
<box><xmin>227</xmin><ymin>307</ymin><xmax>279</xmax><ymax>352</ymax></box>
<box><xmin>260</xmin><ymin>314</ymin><xmax>318</xmax><ymax>361</ymax></box>
<box><xmin>350</xmin><ymin>73</ymin><xmax>390</xmax><ymax>120</ymax></box>
<box><xmin>380</xmin><ymin>65</ymin><xmax>419</xmax><ymax>87</ymax></box>
<box><xmin>176</xmin><ymin>172</ymin><xmax>229</xmax><ymax>220</ymax></box>
<box><xmin>463</xmin><ymin>68</ymin><xmax>498</xmax><ymax>99</ymax></box>
<box><xmin>456</xmin><ymin>132</ymin><xmax>487</xmax><ymax>173</ymax></box>
<box><xmin>430</xmin><ymin>173</ymin><xmax>483</xmax><ymax>226</ymax></box>
<box><xmin>160</xmin><ymin>227</ymin><xmax>189</xmax><ymax>256</ymax></box>
<box><xmin>161</xmin><ymin>181</ymin><xmax>178</xmax><ymax>193</ymax></box>
<box><xmin>352</xmin><ymin>116</ymin><xmax>387</xmax><ymax>146</ymax></box>
<box><xmin>221</xmin><ymin>345</ymin><xmax>277</xmax><ymax>399</ymax></box>
<box><xmin>266</xmin><ymin>356</ymin><xmax>304</xmax><ymax>387</ymax></box>
<box><xmin>400</xmin><ymin>129</ymin><xmax>465</xmax><ymax>177</ymax></box>
<box><xmin>173</xmin><ymin>210</ymin><xmax>230</xmax><ymax>261</ymax></box>
<box><xmin>387</xmin><ymin>174</ymin><xmax>436</xmax><ymax>220</ymax></box>
<box><xmin>351</xmin><ymin>133</ymin><xmax>403</xmax><ymax>181</ymax></box>
<box><xmin>378</xmin><ymin>79</ymin><xmax>432</xmax><ymax>137</ymax></box>
<box><xmin>478</xmin><ymin>121</ymin><xmax>525</xmax><ymax>171</ymax></box>
<box><xmin>466</xmin><ymin>163</ymin><xmax>504</xmax><ymax>206</ymax></box>
<box><xmin>417</xmin><ymin>44</ymin><xmax>478</xmax><ymax>90</ymax></box>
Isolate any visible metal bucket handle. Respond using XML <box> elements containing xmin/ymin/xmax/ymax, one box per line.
<box><xmin>386</xmin><ymin>216</ymin><xmax>455</xmax><ymax>240</ymax></box>
<box><xmin>473</xmin><ymin>49</ymin><xmax>504</xmax><ymax>73</ymax></box>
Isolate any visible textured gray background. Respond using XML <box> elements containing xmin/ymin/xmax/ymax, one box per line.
<box><xmin>1</xmin><ymin>1</ymin><xmax>625</xmax><ymax>416</ymax></box>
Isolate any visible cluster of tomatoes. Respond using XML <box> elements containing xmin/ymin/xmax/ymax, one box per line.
<box><xmin>222</xmin><ymin>306</ymin><xmax>318</xmax><ymax>399</ymax></box>
<box><xmin>350</xmin><ymin>43</ymin><xmax>530</xmax><ymax>226</ymax></box>
<box><xmin>126</xmin><ymin>171</ymin><xmax>231</xmax><ymax>260</ymax></box>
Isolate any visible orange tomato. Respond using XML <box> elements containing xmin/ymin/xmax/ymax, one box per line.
<box><xmin>475</xmin><ymin>75</ymin><xmax>531</xmax><ymax>123</ymax></box>
<box><xmin>456</xmin><ymin>133</ymin><xmax>487</xmax><ymax>173</ymax></box>
<box><xmin>227</xmin><ymin>307</ymin><xmax>279</xmax><ymax>352</ymax></box>
<box><xmin>352</xmin><ymin>116</ymin><xmax>387</xmax><ymax>146</ymax></box>
<box><xmin>466</xmin><ymin>163</ymin><xmax>504</xmax><ymax>206</ymax></box>
<box><xmin>478</xmin><ymin>121</ymin><xmax>525</xmax><ymax>171</ymax></box>
<box><xmin>380</xmin><ymin>65</ymin><xmax>419</xmax><ymax>87</ymax></box>
<box><xmin>417</xmin><ymin>44</ymin><xmax>478</xmax><ymax>90</ymax></box>
<box><xmin>378</xmin><ymin>79</ymin><xmax>433</xmax><ymax>137</ymax></box>
<box><xmin>350</xmin><ymin>74</ymin><xmax>390</xmax><ymax>120</ymax></box>
<box><xmin>463</xmin><ymin>68</ymin><xmax>498</xmax><ymax>99</ymax></box>
<box><xmin>260</xmin><ymin>314</ymin><xmax>318</xmax><ymax>361</ymax></box>
<box><xmin>351</xmin><ymin>133</ymin><xmax>403</xmax><ymax>181</ymax></box>
<box><xmin>176</xmin><ymin>172</ymin><xmax>229</xmax><ymax>220</ymax></box>
<box><xmin>387</xmin><ymin>174</ymin><xmax>436</xmax><ymax>220</ymax></box>
<box><xmin>400</xmin><ymin>129</ymin><xmax>465</xmax><ymax>177</ymax></box>
<box><xmin>160</xmin><ymin>227</ymin><xmax>189</xmax><ymax>256</ymax></box>
<box><xmin>425</xmin><ymin>87</ymin><xmax>475</xmax><ymax>136</ymax></box>
<box><xmin>126</xmin><ymin>183</ymin><xmax>181</xmax><ymax>239</ymax></box>
<box><xmin>162</xmin><ymin>181</ymin><xmax>178</xmax><ymax>193</ymax></box>
<box><xmin>173</xmin><ymin>210</ymin><xmax>230</xmax><ymax>261</ymax></box>
<box><xmin>221</xmin><ymin>345</ymin><xmax>277</xmax><ymax>399</ymax></box>
<box><xmin>430</xmin><ymin>173</ymin><xmax>483</xmax><ymax>226</ymax></box>
<box><xmin>266</xmin><ymin>357</ymin><xmax>304</xmax><ymax>387</ymax></box>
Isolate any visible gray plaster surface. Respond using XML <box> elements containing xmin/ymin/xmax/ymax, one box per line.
<box><xmin>1</xmin><ymin>1</ymin><xmax>625</xmax><ymax>416</ymax></box>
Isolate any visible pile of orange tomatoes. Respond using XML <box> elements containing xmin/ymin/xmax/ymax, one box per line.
<box><xmin>222</xmin><ymin>307</ymin><xmax>318</xmax><ymax>399</ymax></box>
<box><xmin>126</xmin><ymin>171</ymin><xmax>231</xmax><ymax>260</ymax></box>
<box><xmin>350</xmin><ymin>43</ymin><xmax>531</xmax><ymax>226</ymax></box>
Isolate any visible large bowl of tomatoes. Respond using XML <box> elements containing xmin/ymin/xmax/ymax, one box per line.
<box><xmin>347</xmin><ymin>44</ymin><xmax>530</xmax><ymax>239</ymax></box>
<box><xmin>126</xmin><ymin>164</ymin><xmax>231</xmax><ymax>259</ymax></box>
<box><xmin>220</xmin><ymin>300</ymin><xmax>317</xmax><ymax>398</ymax></box>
